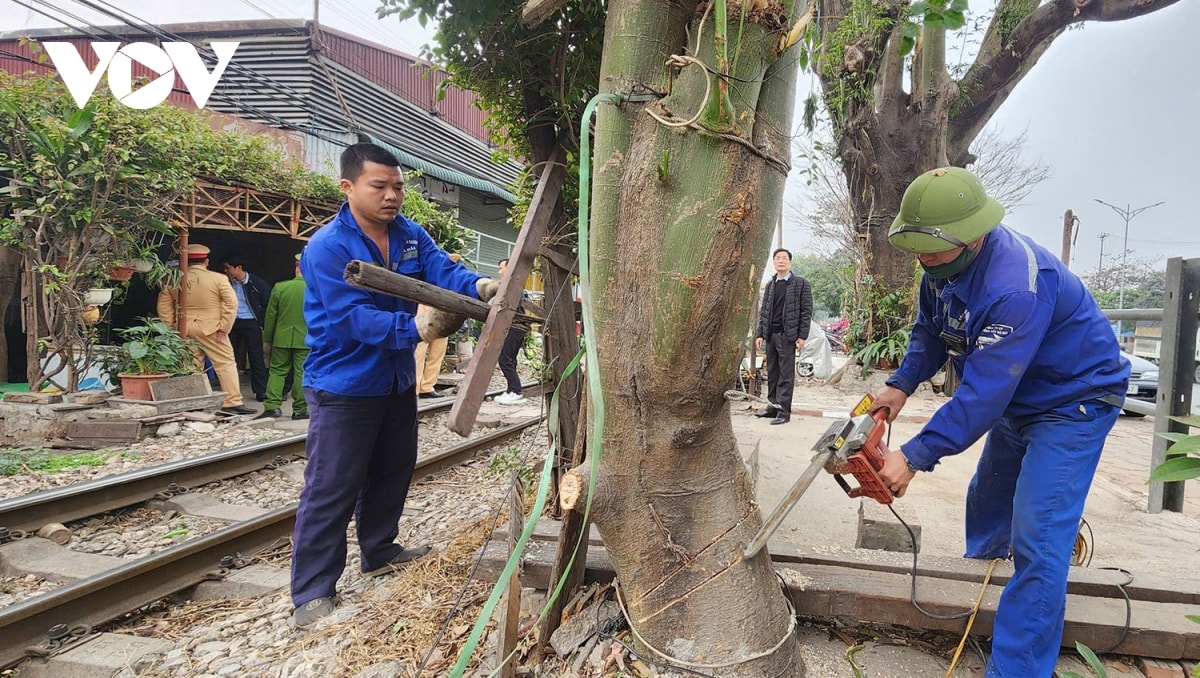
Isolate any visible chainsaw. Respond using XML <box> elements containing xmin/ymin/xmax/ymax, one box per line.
<box><xmin>743</xmin><ymin>394</ymin><xmax>895</xmax><ymax>558</ymax></box>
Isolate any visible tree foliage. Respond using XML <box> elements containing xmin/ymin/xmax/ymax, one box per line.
<box><xmin>0</xmin><ymin>72</ymin><xmax>340</xmax><ymax>389</ymax></box>
<box><xmin>1079</xmin><ymin>257</ymin><xmax>1166</xmax><ymax>311</ymax></box>
<box><xmin>379</xmin><ymin>0</ymin><xmax>606</xmax><ymax>222</ymax></box>
<box><xmin>791</xmin><ymin>252</ymin><xmax>849</xmax><ymax>319</ymax></box>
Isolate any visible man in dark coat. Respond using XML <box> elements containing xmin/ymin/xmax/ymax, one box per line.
<box><xmin>754</xmin><ymin>248</ymin><xmax>813</xmax><ymax>424</ymax></box>
<box><xmin>223</xmin><ymin>255</ymin><xmax>272</xmax><ymax>401</ymax></box>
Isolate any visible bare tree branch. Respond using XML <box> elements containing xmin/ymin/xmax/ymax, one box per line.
<box><xmin>949</xmin><ymin>0</ymin><xmax>1182</xmax><ymax>158</ymax></box>
<box><xmin>967</xmin><ymin>127</ymin><xmax>1050</xmax><ymax>210</ymax></box>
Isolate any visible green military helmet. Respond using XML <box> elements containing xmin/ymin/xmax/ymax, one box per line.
<box><xmin>888</xmin><ymin>167</ymin><xmax>1005</xmax><ymax>253</ymax></box>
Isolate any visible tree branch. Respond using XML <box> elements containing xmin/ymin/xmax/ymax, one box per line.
<box><xmin>950</xmin><ymin>0</ymin><xmax>1182</xmax><ymax>157</ymax></box>
<box><xmin>877</xmin><ymin>19</ymin><xmax>906</xmax><ymax>116</ymax></box>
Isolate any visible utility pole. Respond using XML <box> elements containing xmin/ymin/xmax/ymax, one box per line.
<box><xmin>1097</xmin><ymin>232</ymin><xmax>1109</xmax><ymax>276</ymax></box>
<box><xmin>1061</xmin><ymin>209</ymin><xmax>1078</xmax><ymax>267</ymax></box>
<box><xmin>1094</xmin><ymin>199</ymin><xmax>1165</xmax><ymax>336</ymax></box>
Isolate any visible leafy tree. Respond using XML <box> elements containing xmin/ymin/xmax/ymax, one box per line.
<box><xmin>402</xmin><ymin>170</ymin><xmax>474</xmax><ymax>256</ymax></box>
<box><xmin>791</xmin><ymin>252</ymin><xmax>849</xmax><ymax>319</ymax></box>
<box><xmin>1080</xmin><ymin>257</ymin><xmax>1166</xmax><ymax>311</ymax></box>
<box><xmin>801</xmin><ymin>0</ymin><xmax>1179</xmax><ymax>339</ymax></box>
<box><xmin>0</xmin><ymin>73</ymin><xmax>341</xmax><ymax>389</ymax></box>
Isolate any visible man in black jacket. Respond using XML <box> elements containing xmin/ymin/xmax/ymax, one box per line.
<box><xmin>223</xmin><ymin>255</ymin><xmax>272</xmax><ymax>401</ymax></box>
<box><xmin>754</xmin><ymin>248</ymin><xmax>813</xmax><ymax>424</ymax></box>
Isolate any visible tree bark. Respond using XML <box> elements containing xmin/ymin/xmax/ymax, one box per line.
<box><xmin>583</xmin><ymin>1</ymin><xmax>803</xmax><ymax>673</ymax></box>
<box><xmin>813</xmin><ymin>0</ymin><xmax>1181</xmax><ymax>337</ymax></box>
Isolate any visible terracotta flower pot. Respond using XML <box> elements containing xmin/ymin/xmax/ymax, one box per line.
<box><xmin>119</xmin><ymin>373</ymin><xmax>168</xmax><ymax>401</ymax></box>
<box><xmin>108</xmin><ymin>266</ymin><xmax>136</xmax><ymax>281</ymax></box>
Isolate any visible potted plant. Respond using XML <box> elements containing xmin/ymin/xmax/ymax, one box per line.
<box><xmin>96</xmin><ymin>318</ymin><xmax>199</xmax><ymax>400</ymax></box>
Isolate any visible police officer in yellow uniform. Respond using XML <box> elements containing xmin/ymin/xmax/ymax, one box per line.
<box><xmin>157</xmin><ymin>244</ymin><xmax>256</xmax><ymax>415</ymax></box>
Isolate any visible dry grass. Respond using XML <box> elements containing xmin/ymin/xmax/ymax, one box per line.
<box><xmin>327</xmin><ymin>519</ymin><xmax>498</xmax><ymax>676</ymax></box>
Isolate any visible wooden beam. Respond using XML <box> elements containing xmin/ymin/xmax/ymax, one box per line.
<box><xmin>448</xmin><ymin>149</ymin><xmax>566</xmax><ymax>437</ymax></box>
<box><xmin>496</xmin><ymin>475</ymin><xmax>525</xmax><ymax>678</ymax></box>
<box><xmin>342</xmin><ymin>260</ymin><xmax>539</xmax><ymax>331</ymax></box>
<box><xmin>522</xmin><ymin>0</ymin><xmax>567</xmax><ymax>27</ymax></box>
<box><xmin>500</xmin><ymin>518</ymin><xmax>1200</xmax><ymax>606</ymax></box>
<box><xmin>478</xmin><ymin>533</ymin><xmax>1200</xmax><ymax>660</ymax></box>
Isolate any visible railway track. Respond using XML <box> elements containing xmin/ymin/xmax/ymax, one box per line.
<box><xmin>0</xmin><ymin>385</ymin><xmax>545</xmax><ymax>670</ymax></box>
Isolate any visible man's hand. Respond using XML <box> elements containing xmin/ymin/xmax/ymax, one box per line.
<box><xmin>755</xmin><ymin>337</ymin><xmax>764</xmax><ymax>351</ymax></box>
<box><xmin>795</xmin><ymin>338</ymin><xmax>806</xmax><ymax>351</ymax></box>
<box><xmin>416</xmin><ymin>306</ymin><xmax>467</xmax><ymax>343</ymax></box>
<box><xmin>870</xmin><ymin>385</ymin><xmax>909</xmax><ymax>423</ymax></box>
<box><xmin>476</xmin><ymin>278</ymin><xmax>499</xmax><ymax>303</ymax></box>
<box><xmin>879</xmin><ymin>450</ymin><xmax>917</xmax><ymax>498</ymax></box>
<box><xmin>214</xmin><ymin>330</ymin><xmax>228</xmax><ymax>342</ymax></box>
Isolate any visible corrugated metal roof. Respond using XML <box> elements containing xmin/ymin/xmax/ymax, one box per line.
<box><xmin>0</xmin><ymin>20</ymin><xmax>522</xmax><ymax>202</ymax></box>
<box><xmin>365</xmin><ymin>134</ymin><xmax>516</xmax><ymax>203</ymax></box>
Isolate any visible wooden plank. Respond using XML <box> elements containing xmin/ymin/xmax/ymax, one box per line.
<box><xmin>479</xmin><ymin>536</ymin><xmax>1200</xmax><ymax>660</ymax></box>
<box><xmin>497</xmin><ymin>476</ymin><xmax>524</xmax><ymax>678</ymax></box>
<box><xmin>501</xmin><ymin>518</ymin><xmax>1200</xmax><ymax>606</ymax></box>
<box><xmin>149</xmin><ymin>374</ymin><xmax>212</xmax><ymax>401</ymax></box>
<box><xmin>343</xmin><ymin>261</ymin><xmax>539</xmax><ymax>331</ymax></box>
<box><xmin>66</xmin><ymin>420</ymin><xmax>142</xmax><ymax>441</ymax></box>
<box><xmin>448</xmin><ymin>148</ymin><xmax>565</xmax><ymax>437</ymax></box>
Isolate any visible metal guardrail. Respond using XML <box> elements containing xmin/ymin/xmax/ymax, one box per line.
<box><xmin>1100</xmin><ymin>258</ymin><xmax>1199</xmax><ymax>514</ymax></box>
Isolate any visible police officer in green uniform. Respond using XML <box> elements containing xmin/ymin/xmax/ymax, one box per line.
<box><xmin>258</xmin><ymin>253</ymin><xmax>309</xmax><ymax>420</ymax></box>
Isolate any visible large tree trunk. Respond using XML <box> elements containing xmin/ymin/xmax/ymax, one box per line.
<box><xmin>582</xmin><ymin>1</ymin><xmax>803</xmax><ymax>673</ymax></box>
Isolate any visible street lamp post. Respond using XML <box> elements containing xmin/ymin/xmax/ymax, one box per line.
<box><xmin>1093</xmin><ymin>199</ymin><xmax>1165</xmax><ymax>339</ymax></box>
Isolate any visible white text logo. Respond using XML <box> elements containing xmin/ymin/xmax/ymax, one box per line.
<box><xmin>43</xmin><ymin>41</ymin><xmax>240</xmax><ymax>109</ymax></box>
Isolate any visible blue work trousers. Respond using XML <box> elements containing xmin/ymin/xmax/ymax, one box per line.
<box><xmin>290</xmin><ymin>386</ymin><xmax>419</xmax><ymax>607</ymax></box>
<box><xmin>966</xmin><ymin>399</ymin><xmax>1120</xmax><ymax>678</ymax></box>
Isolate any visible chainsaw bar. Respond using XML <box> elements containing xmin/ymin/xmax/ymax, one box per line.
<box><xmin>743</xmin><ymin>395</ymin><xmax>876</xmax><ymax>559</ymax></box>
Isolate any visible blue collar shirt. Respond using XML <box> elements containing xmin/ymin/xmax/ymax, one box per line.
<box><xmin>301</xmin><ymin>203</ymin><xmax>484</xmax><ymax>397</ymax></box>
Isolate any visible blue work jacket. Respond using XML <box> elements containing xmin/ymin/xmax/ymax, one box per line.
<box><xmin>301</xmin><ymin>203</ymin><xmax>482</xmax><ymax>397</ymax></box>
<box><xmin>887</xmin><ymin>225</ymin><xmax>1129</xmax><ymax>471</ymax></box>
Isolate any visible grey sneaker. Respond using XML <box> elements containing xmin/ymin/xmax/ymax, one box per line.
<box><xmin>292</xmin><ymin>596</ymin><xmax>336</xmax><ymax>628</ymax></box>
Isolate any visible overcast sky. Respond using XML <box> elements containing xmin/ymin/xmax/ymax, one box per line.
<box><xmin>3</xmin><ymin>0</ymin><xmax>1196</xmax><ymax>276</ymax></box>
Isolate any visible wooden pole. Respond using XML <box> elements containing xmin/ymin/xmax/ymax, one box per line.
<box><xmin>342</xmin><ymin>261</ymin><xmax>539</xmax><ymax>331</ymax></box>
<box><xmin>448</xmin><ymin>148</ymin><xmax>566</xmax><ymax>436</ymax></box>
<box><xmin>496</xmin><ymin>471</ymin><xmax>525</xmax><ymax>678</ymax></box>
<box><xmin>1061</xmin><ymin>209</ymin><xmax>1076</xmax><ymax>267</ymax></box>
<box><xmin>177</xmin><ymin>230</ymin><xmax>189</xmax><ymax>334</ymax></box>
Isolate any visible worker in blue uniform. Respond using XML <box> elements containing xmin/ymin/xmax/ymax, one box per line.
<box><xmin>871</xmin><ymin>167</ymin><xmax>1130</xmax><ymax>677</ymax></box>
<box><xmin>290</xmin><ymin>142</ymin><xmax>499</xmax><ymax>628</ymax></box>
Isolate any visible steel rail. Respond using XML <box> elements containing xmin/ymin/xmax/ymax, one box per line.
<box><xmin>0</xmin><ymin>415</ymin><xmax>543</xmax><ymax>669</ymax></box>
<box><xmin>0</xmin><ymin>382</ymin><xmax>544</xmax><ymax>533</ymax></box>
<box><xmin>0</xmin><ymin>435</ymin><xmax>307</xmax><ymax>534</ymax></box>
